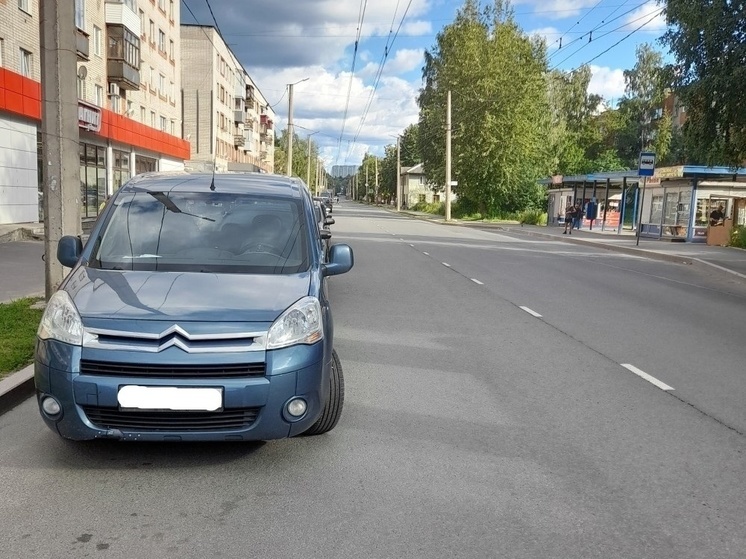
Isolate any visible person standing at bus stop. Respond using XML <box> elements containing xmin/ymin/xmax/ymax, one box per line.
<box><xmin>563</xmin><ymin>203</ymin><xmax>576</xmax><ymax>234</ymax></box>
<box><xmin>573</xmin><ymin>202</ymin><xmax>583</xmax><ymax>230</ymax></box>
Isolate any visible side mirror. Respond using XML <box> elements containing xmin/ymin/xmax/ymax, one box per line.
<box><xmin>324</xmin><ymin>216</ymin><xmax>335</xmax><ymax>226</ymax></box>
<box><xmin>323</xmin><ymin>244</ymin><xmax>353</xmax><ymax>276</ymax></box>
<box><xmin>320</xmin><ymin>229</ymin><xmax>332</xmax><ymax>240</ymax></box>
<box><xmin>57</xmin><ymin>235</ymin><xmax>83</xmax><ymax>268</ymax></box>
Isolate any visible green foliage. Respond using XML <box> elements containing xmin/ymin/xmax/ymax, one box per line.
<box><xmin>411</xmin><ymin>201</ymin><xmax>445</xmax><ymax>215</ymax></box>
<box><xmin>0</xmin><ymin>297</ymin><xmax>44</xmax><ymax>378</ymax></box>
<box><xmin>418</xmin><ymin>0</ymin><xmax>550</xmax><ymax>216</ymax></box>
<box><xmin>518</xmin><ymin>209</ymin><xmax>547</xmax><ymax>225</ymax></box>
<box><xmin>664</xmin><ymin>0</ymin><xmax>746</xmax><ymax>167</ymax></box>
<box><xmin>730</xmin><ymin>226</ymin><xmax>746</xmax><ymax>249</ymax></box>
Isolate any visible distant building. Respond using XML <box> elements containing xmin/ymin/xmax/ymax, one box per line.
<box><xmin>180</xmin><ymin>24</ymin><xmax>275</xmax><ymax>173</ymax></box>
<box><xmin>400</xmin><ymin>163</ymin><xmax>454</xmax><ymax>208</ymax></box>
<box><xmin>331</xmin><ymin>165</ymin><xmax>359</xmax><ymax>178</ymax></box>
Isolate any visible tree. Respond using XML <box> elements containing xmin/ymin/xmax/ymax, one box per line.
<box><xmin>274</xmin><ymin>129</ymin><xmax>319</xmax><ymax>186</ymax></box>
<box><xmin>611</xmin><ymin>44</ymin><xmax>670</xmax><ymax>168</ymax></box>
<box><xmin>663</xmin><ymin>0</ymin><xmax>746</xmax><ymax>167</ymax></box>
<box><xmin>418</xmin><ymin>0</ymin><xmax>549</xmax><ymax>216</ymax></box>
<box><xmin>399</xmin><ymin>124</ymin><xmax>420</xmax><ymax>167</ymax></box>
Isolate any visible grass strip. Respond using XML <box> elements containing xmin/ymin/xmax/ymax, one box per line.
<box><xmin>0</xmin><ymin>297</ymin><xmax>44</xmax><ymax>380</ymax></box>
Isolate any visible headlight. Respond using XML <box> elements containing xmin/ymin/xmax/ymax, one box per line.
<box><xmin>37</xmin><ymin>291</ymin><xmax>84</xmax><ymax>346</ymax></box>
<box><xmin>266</xmin><ymin>296</ymin><xmax>323</xmax><ymax>350</ymax></box>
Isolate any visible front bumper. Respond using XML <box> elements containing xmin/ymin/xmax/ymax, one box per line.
<box><xmin>34</xmin><ymin>340</ymin><xmax>328</xmax><ymax>441</ymax></box>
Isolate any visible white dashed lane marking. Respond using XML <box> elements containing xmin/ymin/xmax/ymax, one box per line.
<box><xmin>621</xmin><ymin>364</ymin><xmax>674</xmax><ymax>391</ymax></box>
<box><xmin>520</xmin><ymin>306</ymin><xmax>542</xmax><ymax>318</ymax></box>
<box><xmin>442</xmin><ymin>262</ymin><xmax>451</xmax><ymax>268</ymax></box>
<box><xmin>471</xmin><ymin>278</ymin><xmax>484</xmax><ymax>285</ymax></box>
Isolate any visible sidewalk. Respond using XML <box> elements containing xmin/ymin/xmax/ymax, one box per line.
<box><xmin>395</xmin><ymin>209</ymin><xmax>746</xmax><ymax>282</ymax></box>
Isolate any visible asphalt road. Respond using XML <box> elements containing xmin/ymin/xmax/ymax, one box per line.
<box><xmin>1</xmin><ymin>202</ymin><xmax>745</xmax><ymax>558</ymax></box>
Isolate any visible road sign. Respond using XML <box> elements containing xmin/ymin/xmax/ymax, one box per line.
<box><xmin>638</xmin><ymin>151</ymin><xmax>656</xmax><ymax>177</ymax></box>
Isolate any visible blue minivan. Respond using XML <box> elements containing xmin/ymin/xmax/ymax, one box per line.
<box><xmin>34</xmin><ymin>172</ymin><xmax>354</xmax><ymax>441</ymax></box>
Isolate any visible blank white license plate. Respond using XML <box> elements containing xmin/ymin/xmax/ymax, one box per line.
<box><xmin>117</xmin><ymin>386</ymin><xmax>223</xmax><ymax>412</ymax></box>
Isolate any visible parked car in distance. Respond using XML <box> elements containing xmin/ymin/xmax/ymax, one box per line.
<box><xmin>35</xmin><ymin>171</ymin><xmax>354</xmax><ymax>442</ymax></box>
<box><xmin>313</xmin><ymin>198</ymin><xmax>334</xmax><ymax>260</ymax></box>
<box><xmin>317</xmin><ymin>193</ymin><xmax>333</xmax><ymax>213</ymax></box>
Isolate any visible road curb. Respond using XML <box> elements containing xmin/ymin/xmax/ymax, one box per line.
<box><xmin>0</xmin><ymin>365</ymin><xmax>35</xmax><ymax>416</ymax></box>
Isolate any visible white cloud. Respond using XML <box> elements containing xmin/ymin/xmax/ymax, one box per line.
<box><xmin>401</xmin><ymin>20</ymin><xmax>433</xmax><ymax>36</ymax></box>
<box><xmin>512</xmin><ymin>0</ymin><xmax>601</xmax><ymax>20</ymax></box>
<box><xmin>588</xmin><ymin>65</ymin><xmax>626</xmax><ymax>102</ymax></box>
<box><xmin>386</xmin><ymin>48</ymin><xmax>425</xmax><ymax>74</ymax></box>
<box><xmin>623</xmin><ymin>1</ymin><xmax>667</xmax><ymax>33</ymax></box>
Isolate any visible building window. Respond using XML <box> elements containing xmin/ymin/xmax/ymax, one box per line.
<box><xmin>20</xmin><ymin>48</ymin><xmax>32</xmax><ymax>77</ymax></box>
<box><xmin>113</xmin><ymin>149</ymin><xmax>131</xmax><ymax>191</ymax></box>
<box><xmin>149</xmin><ymin>20</ymin><xmax>155</xmax><ymax>43</ymax></box>
<box><xmin>95</xmin><ymin>85</ymin><xmax>104</xmax><ymax>106</ymax></box>
<box><xmin>170</xmin><ymin>119</ymin><xmax>176</xmax><ymax>135</ymax></box>
<box><xmin>80</xmin><ymin>143</ymin><xmax>106</xmax><ymax>218</ymax></box>
<box><xmin>93</xmin><ymin>26</ymin><xmax>102</xmax><ymax>56</ymax></box>
<box><xmin>158</xmin><ymin>29</ymin><xmax>166</xmax><ymax>53</ymax></box>
<box><xmin>158</xmin><ymin>73</ymin><xmax>165</xmax><ymax>95</ymax></box>
<box><xmin>158</xmin><ymin>0</ymin><xmax>166</xmax><ymax>11</ymax></box>
<box><xmin>136</xmin><ymin>155</ymin><xmax>158</xmax><ymax>175</ymax></box>
<box><xmin>150</xmin><ymin>111</ymin><xmax>156</xmax><ymax>127</ymax></box>
<box><xmin>18</xmin><ymin>0</ymin><xmax>31</xmax><ymax>15</ymax></box>
<box><xmin>74</xmin><ymin>0</ymin><xmax>85</xmax><ymax>29</ymax></box>
<box><xmin>110</xmin><ymin>91</ymin><xmax>120</xmax><ymax>112</ymax></box>
<box><xmin>160</xmin><ymin>116</ymin><xmax>167</xmax><ymax>131</ymax></box>
<box><xmin>0</xmin><ymin>39</ymin><xmax>4</xmax><ymax>67</ymax></box>
<box><xmin>77</xmin><ymin>76</ymin><xmax>86</xmax><ymax>100</ymax></box>
<box><xmin>169</xmin><ymin>39</ymin><xmax>174</xmax><ymax>60</ymax></box>
<box><xmin>169</xmin><ymin>81</ymin><xmax>174</xmax><ymax>100</ymax></box>
<box><xmin>169</xmin><ymin>0</ymin><xmax>174</xmax><ymax>21</ymax></box>
<box><xmin>140</xmin><ymin>106</ymin><xmax>146</xmax><ymax>122</ymax></box>
<box><xmin>139</xmin><ymin>10</ymin><xmax>146</xmax><ymax>38</ymax></box>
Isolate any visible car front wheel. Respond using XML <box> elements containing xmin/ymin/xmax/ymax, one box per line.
<box><xmin>303</xmin><ymin>349</ymin><xmax>344</xmax><ymax>436</ymax></box>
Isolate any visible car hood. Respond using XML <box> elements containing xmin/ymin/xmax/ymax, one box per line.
<box><xmin>64</xmin><ymin>267</ymin><xmax>312</xmax><ymax>322</ymax></box>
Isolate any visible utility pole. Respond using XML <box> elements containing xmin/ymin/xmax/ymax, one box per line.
<box><xmin>365</xmin><ymin>165</ymin><xmax>369</xmax><ymax>203</ymax></box>
<box><xmin>396</xmin><ymin>136</ymin><xmax>401</xmax><ymax>211</ymax></box>
<box><xmin>375</xmin><ymin>157</ymin><xmax>378</xmax><ymax>204</ymax></box>
<box><xmin>306</xmin><ymin>132</ymin><xmax>317</xmax><ymax>189</ymax></box>
<box><xmin>285</xmin><ymin>78</ymin><xmax>309</xmax><ymax>177</ymax></box>
<box><xmin>286</xmin><ymin>83</ymin><xmax>294</xmax><ymax>177</ymax></box>
<box><xmin>445</xmin><ymin>90</ymin><xmax>452</xmax><ymax>222</ymax></box>
<box><xmin>40</xmin><ymin>0</ymin><xmax>81</xmax><ymax>299</ymax></box>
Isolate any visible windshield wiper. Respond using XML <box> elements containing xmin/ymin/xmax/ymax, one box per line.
<box><xmin>149</xmin><ymin>192</ymin><xmax>215</xmax><ymax>222</ymax></box>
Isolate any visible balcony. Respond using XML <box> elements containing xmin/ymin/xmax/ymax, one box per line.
<box><xmin>105</xmin><ymin>0</ymin><xmax>140</xmax><ymax>37</ymax></box>
<box><xmin>260</xmin><ymin>150</ymin><xmax>268</xmax><ymax>160</ymax></box>
<box><xmin>108</xmin><ymin>60</ymin><xmax>140</xmax><ymax>90</ymax></box>
<box><xmin>233</xmin><ymin>110</ymin><xmax>245</xmax><ymax>123</ymax></box>
<box><xmin>260</xmin><ymin>114</ymin><xmax>273</xmax><ymax>129</ymax></box>
<box><xmin>234</xmin><ymin>134</ymin><xmax>245</xmax><ymax>147</ymax></box>
<box><xmin>76</xmin><ymin>29</ymin><xmax>90</xmax><ymax>61</ymax></box>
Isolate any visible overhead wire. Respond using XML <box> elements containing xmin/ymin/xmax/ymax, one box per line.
<box><xmin>342</xmin><ymin>0</ymin><xmax>414</xmax><ymax>164</ymax></box>
<box><xmin>336</xmin><ymin>0</ymin><xmax>369</xmax><ymax>163</ymax></box>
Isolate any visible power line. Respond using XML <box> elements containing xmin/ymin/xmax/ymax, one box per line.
<box><xmin>550</xmin><ymin>7</ymin><xmax>663</xmax><ymax>70</ymax></box>
<box><xmin>336</xmin><ymin>0</ymin><xmax>369</xmax><ymax>162</ymax></box>
<box><xmin>343</xmin><ymin>0</ymin><xmax>414</xmax><ymax>163</ymax></box>
<box><xmin>548</xmin><ymin>0</ymin><xmax>646</xmax><ymax>60</ymax></box>
<box><xmin>550</xmin><ymin>0</ymin><xmax>605</xmax><ymax>51</ymax></box>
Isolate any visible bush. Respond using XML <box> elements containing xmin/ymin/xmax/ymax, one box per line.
<box><xmin>411</xmin><ymin>201</ymin><xmax>444</xmax><ymax>215</ymax></box>
<box><xmin>730</xmin><ymin>226</ymin><xmax>746</xmax><ymax>248</ymax></box>
<box><xmin>518</xmin><ymin>209</ymin><xmax>547</xmax><ymax>226</ymax></box>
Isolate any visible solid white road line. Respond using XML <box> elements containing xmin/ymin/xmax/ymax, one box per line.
<box><xmin>519</xmin><ymin>306</ymin><xmax>542</xmax><ymax>318</ymax></box>
<box><xmin>620</xmin><ymin>364</ymin><xmax>674</xmax><ymax>391</ymax></box>
<box><xmin>409</xmin><ymin>244</ymin><xmax>414</xmax><ymax>247</ymax></box>
<box><xmin>471</xmin><ymin>278</ymin><xmax>484</xmax><ymax>285</ymax></box>
<box><xmin>442</xmin><ymin>262</ymin><xmax>451</xmax><ymax>268</ymax></box>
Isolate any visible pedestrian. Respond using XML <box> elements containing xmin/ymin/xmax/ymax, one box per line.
<box><xmin>563</xmin><ymin>203</ymin><xmax>576</xmax><ymax>234</ymax></box>
<box><xmin>573</xmin><ymin>202</ymin><xmax>583</xmax><ymax>230</ymax></box>
<box><xmin>709</xmin><ymin>204</ymin><xmax>725</xmax><ymax>226</ymax></box>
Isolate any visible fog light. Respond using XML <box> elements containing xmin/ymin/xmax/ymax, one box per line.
<box><xmin>286</xmin><ymin>398</ymin><xmax>307</xmax><ymax>418</ymax></box>
<box><xmin>41</xmin><ymin>396</ymin><xmax>61</xmax><ymax>416</ymax></box>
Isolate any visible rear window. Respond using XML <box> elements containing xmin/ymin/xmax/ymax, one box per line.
<box><xmin>88</xmin><ymin>191</ymin><xmax>310</xmax><ymax>274</ymax></box>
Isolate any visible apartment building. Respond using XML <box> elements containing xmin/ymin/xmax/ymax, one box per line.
<box><xmin>181</xmin><ymin>24</ymin><xmax>275</xmax><ymax>173</ymax></box>
<box><xmin>0</xmin><ymin>0</ymin><xmax>190</xmax><ymax>226</ymax></box>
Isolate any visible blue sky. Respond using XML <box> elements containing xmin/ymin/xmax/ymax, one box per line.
<box><xmin>181</xmin><ymin>0</ymin><xmax>668</xmax><ymax>169</ymax></box>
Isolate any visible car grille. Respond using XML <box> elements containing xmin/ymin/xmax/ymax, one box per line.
<box><xmin>82</xmin><ymin>406</ymin><xmax>260</xmax><ymax>431</ymax></box>
<box><xmin>80</xmin><ymin>360</ymin><xmax>266</xmax><ymax>378</ymax></box>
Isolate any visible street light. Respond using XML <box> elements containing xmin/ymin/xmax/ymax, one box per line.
<box><xmin>286</xmin><ymin>77</ymin><xmax>310</xmax><ymax>177</ymax></box>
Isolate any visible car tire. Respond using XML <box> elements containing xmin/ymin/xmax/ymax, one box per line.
<box><xmin>303</xmin><ymin>349</ymin><xmax>344</xmax><ymax>436</ymax></box>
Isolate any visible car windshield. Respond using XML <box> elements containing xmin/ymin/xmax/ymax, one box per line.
<box><xmin>88</xmin><ymin>191</ymin><xmax>310</xmax><ymax>274</ymax></box>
